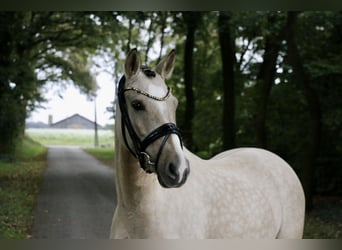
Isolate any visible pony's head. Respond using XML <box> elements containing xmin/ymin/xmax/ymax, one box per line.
<box><xmin>117</xmin><ymin>49</ymin><xmax>189</xmax><ymax>188</ymax></box>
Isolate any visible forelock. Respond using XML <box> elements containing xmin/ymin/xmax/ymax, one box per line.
<box><xmin>141</xmin><ymin>65</ymin><xmax>156</xmax><ymax>78</ymax></box>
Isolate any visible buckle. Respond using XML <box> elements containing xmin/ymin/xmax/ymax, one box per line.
<box><xmin>139</xmin><ymin>152</ymin><xmax>156</xmax><ymax>173</ymax></box>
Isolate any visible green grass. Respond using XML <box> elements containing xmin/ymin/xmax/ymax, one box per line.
<box><xmin>303</xmin><ymin>196</ymin><xmax>342</xmax><ymax>239</ymax></box>
<box><xmin>26</xmin><ymin>128</ymin><xmax>114</xmax><ymax>147</ymax></box>
<box><xmin>0</xmin><ymin>137</ymin><xmax>47</xmax><ymax>239</ymax></box>
<box><xmin>84</xmin><ymin>147</ymin><xmax>115</xmax><ymax>168</ymax></box>
<box><xmin>304</xmin><ymin>215</ymin><xmax>342</xmax><ymax>238</ymax></box>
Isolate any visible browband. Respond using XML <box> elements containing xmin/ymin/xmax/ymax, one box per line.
<box><xmin>123</xmin><ymin>86</ymin><xmax>171</xmax><ymax>101</ymax></box>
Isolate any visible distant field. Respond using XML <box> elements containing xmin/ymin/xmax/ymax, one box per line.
<box><xmin>26</xmin><ymin>128</ymin><xmax>114</xmax><ymax>147</ymax></box>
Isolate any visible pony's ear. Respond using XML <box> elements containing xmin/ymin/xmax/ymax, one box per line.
<box><xmin>155</xmin><ymin>49</ymin><xmax>176</xmax><ymax>79</ymax></box>
<box><xmin>125</xmin><ymin>48</ymin><xmax>141</xmax><ymax>78</ymax></box>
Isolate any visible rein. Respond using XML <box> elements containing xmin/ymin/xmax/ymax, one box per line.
<box><xmin>117</xmin><ymin>75</ymin><xmax>183</xmax><ymax>173</ymax></box>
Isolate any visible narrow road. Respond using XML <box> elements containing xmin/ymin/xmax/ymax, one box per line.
<box><xmin>31</xmin><ymin>146</ymin><xmax>117</xmax><ymax>239</ymax></box>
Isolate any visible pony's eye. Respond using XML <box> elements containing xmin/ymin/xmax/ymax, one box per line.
<box><xmin>131</xmin><ymin>100</ymin><xmax>145</xmax><ymax>111</ymax></box>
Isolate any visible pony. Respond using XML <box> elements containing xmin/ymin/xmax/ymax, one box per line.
<box><xmin>110</xmin><ymin>49</ymin><xmax>305</xmax><ymax>238</ymax></box>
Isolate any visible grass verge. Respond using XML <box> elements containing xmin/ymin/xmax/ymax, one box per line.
<box><xmin>0</xmin><ymin>137</ymin><xmax>47</xmax><ymax>239</ymax></box>
<box><xmin>303</xmin><ymin>196</ymin><xmax>342</xmax><ymax>238</ymax></box>
<box><xmin>83</xmin><ymin>147</ymin><xmax>115</xmax><ymax>168</ymax></box>
<box><xmin>304</xmin><ymin>215</ymin><xmax>341</xmax><ymax>238</ymax></box>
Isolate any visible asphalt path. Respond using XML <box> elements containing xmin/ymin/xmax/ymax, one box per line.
<box><xmin>31</xmin><ymin>146</ymin><xmax>117</xmax><ymax>239</ymax></box>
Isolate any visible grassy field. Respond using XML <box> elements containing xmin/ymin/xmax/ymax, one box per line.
<box><xmin>26</xmin><ymin>128</ymin><xmax>114</xmax><ymax>147</ymax></box>
<box><xmin>84</xmin><ymin>147</ymin><xmax>115</xmax><ymax>168</ymax></box>
<box><xmin>0</xmin><ymin>137</ymin><xmax>47</xmax><ymax>239</ymax></box>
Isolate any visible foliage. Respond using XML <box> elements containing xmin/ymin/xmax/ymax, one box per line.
<box><xmin>103</xmin><ymin>11</ymin><xmax>342</xmax><ymax>199</ymax></box>
<box><xmin>1</xmin><ymin>10</ymin><xmax>341</xmax><ymax>212</ymax></box>
<box><xmin>304</xmin><ymin>215</ymin><xmax>342</xmax><ymax>239</ymax></box>
<box><xmin>0</xmin><ymin>12</ymin><xmax>107</xmax><ymax>157</ymax></box>
<box><xmin>303</xmin><ymin>196</ymin><xmax>342</xmax><ymax>238</ymax></box>
<box><xmin>0</xmin><ymin>137</ymin><xmax>47</xmax><ymax>238</ymax></box>
<box><xmin>0</xmin><ymin>93</ymin><xmax>25</xmax><ymax>161</ymax></box>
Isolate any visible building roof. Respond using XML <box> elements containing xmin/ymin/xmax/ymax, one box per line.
<box><xmin>50</xmin><ymin>113</ymin><xmax>102</xmax><ymax>129</ymax></box>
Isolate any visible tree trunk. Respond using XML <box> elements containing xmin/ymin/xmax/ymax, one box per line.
<box><xmin>126</xmin><ymin>17</ymin><xmax>133</xmax><ymax>52</ymax></box>
<box><xmin>0</xmin><ymin>17</ymin><xmax>22</xmax><ymax>159</ymax></box>
<box><xmin>157</xmin><ymin>12</ymin><xmax>167</xmax><ymax>63</ymax></box>
<box><xmin>255</xmin><ymin>14</ymin><xmax>285</xmax><ymax>148</ymax></box>
<box><xmin>181</xmin><ymin>12</ymin><xmax>201</xmax><ymax>150</ymax></box>
<box><xmin>0</xmin><ymin>92</ymin><xmax>25</xmax><ymax>160</ymax></box>
<box><xmin>218</xmin><ymin>12</ymin><xmax>236</xmax><ymax>150</ymax></box>
<box><xmin>285</xmin><ymin>11</ymin><xmax>322</xmax><ymax>211</ymax></box>
<box><xmin>144</xmin><ymin>15</ymin><xmax>154</xmax><ymax>64</ymax></box>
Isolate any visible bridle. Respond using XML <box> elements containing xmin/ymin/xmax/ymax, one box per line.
<box><xmin>117</xmin><ymin>74</ymin><xmax>183</xmax><ymax>174</ymax></box>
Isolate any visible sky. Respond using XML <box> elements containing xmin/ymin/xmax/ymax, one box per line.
<box><xmin>26</xmin><ymin>71</ymin><xmax>115</xmax><ymax>127</ymax></box>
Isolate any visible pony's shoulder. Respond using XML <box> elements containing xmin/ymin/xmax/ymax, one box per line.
<box><xmin>210</xmin><ymin>147</ymin><xmax>269</xmax><ymax>160</ymax></box>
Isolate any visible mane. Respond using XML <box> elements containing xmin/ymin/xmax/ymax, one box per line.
<box><xmin>141</xmin><ymin>65</ymin><xmax>156</xmax><ymax>78</ymax></box>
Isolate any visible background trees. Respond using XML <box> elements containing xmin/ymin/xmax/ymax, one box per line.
<box><xmin>1</xmin><ymin>11</ymin><xmax>341</xmax><ymax>210</ymax></box>
<box><xmin>0</xmin><ymin>12</ymin><xmax>107</xmax><ymax>159</ymax></box>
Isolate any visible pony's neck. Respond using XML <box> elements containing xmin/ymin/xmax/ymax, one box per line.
<box><xmin>114</xmin><ymin>131</ymin><xmax>159</xmax><ymax>208</ymax></box>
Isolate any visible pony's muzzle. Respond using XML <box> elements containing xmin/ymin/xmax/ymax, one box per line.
<box><xmin>166</xmin><ymin>162</ymin><xmax>179</xmax><ymax>180</ymax></box>
<box><xmin>179</xmin><ymin>159</ymin><xmax>190</xmax><ymax>185</ymax></box>
<box><xmin>159</xmin><ymin>157</ymin><xmax>189</xmax><ymax>188</ymax></box>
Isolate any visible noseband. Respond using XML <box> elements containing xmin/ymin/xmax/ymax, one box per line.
<box><xmin>117</xmin><ymin>75</ymin><xmax>183</xmax><ymax>173</ymax></box>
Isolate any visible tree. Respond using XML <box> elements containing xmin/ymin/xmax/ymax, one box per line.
<box><xmin>180</xmin><ymin>12</ymin><xmax>202</xmax><ymax>150</ymax></box>
<box><xmin>0</xmin><ymin>12</ymin><xmax>104</xmax><ymax>159</ymax></box>
<box><xmin>254</xmin><ymin>12</ymin><xmax>286</xmax><ymax>148</ymax></box>
<box><xmin>285</xmin><ymin>11</ymin><xmax>322</xmax><ymax>210</ymax></box>
<box><xmin>157</xmin><ymin>12</ymin><xmax>169</xmax><ymax>63</ymax></box>
<box><xmin>218</xmin><ymin>11</ymin><xmax>236</xmax><ymax>150</ymax></box>
<box><xmin>2</xmin><ymin>11</ymin><xmax>340</xmax><ymax>198</ymax></box>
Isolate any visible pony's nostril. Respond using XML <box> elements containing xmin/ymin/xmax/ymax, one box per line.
<box><xmin>167</xmin><ymin>163</ymin><xmax>179</xmax><ymax>180</ymax></box>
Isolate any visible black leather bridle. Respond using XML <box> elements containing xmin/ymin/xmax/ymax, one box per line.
<box><xmin>117</xmin><ymin>74</ymin><xmax>183</xmax><ymax>173</ymax></box>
